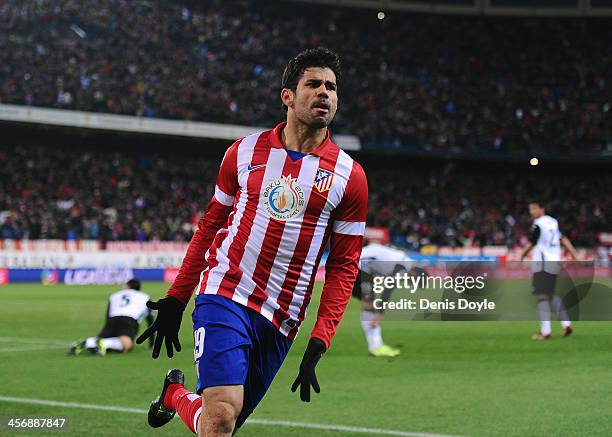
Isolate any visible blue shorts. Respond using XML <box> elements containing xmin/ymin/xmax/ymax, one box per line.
<box><xmin>192</xmin><ymin>294</ymin><xmax>293</xmax><ymax>428</ymax></box>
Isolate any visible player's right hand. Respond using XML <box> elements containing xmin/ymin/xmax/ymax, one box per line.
<box><xmin>136</xmin><ymin>296</ymin><xmax>185</xmax><ymax>359</ymax></box>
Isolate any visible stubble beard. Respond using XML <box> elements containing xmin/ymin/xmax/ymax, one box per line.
<box><xmin>297</xmin><ymin>110</ymin><xmax>334</xmax><ymax>130</ymax></box>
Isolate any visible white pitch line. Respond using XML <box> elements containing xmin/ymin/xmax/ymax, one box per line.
<box><xmin>0</xmin><ymin>336</ymin><xmax>69</xmax><ymax>346</ymax></box>
<box><xmin>0</xmin><ymin>396</ymin><xmax>463</xmax><ymax>437</ymax></box>
<box><xmin>0</xmin><ymin>345</ymin><xmax>66</xmax><ymax>353</ymax></box>
<box><xmin>0</xmin><ymin>396</ymin><xmax>147</xmax><ymax>414</ymax></box>
<box><xmin>245</xmin><ymin>419</ymin><xmax>464</xmax><ymax>437</ymax></box>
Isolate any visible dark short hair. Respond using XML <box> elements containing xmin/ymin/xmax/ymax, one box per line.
<box><xmin>281</xmin><ymin>47</ymin><xmax>341</xmax><ymax>111</ymax></box>
<box><xmin>127</xmin><ymin>279</ymin><xmax>141</xmax><ymax>290</ymax></box>
<box><xmin>528</xmin><ymin>200</ymin><xmax>545</xmax><ymax>209</ymax></box>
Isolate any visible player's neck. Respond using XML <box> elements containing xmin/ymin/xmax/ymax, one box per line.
<box><xmin>282</xmin><ymin>116</ymin><xmax>327</xmax><ymax>154</ymax></box>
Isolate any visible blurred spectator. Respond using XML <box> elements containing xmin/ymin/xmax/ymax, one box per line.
<box><xmin>0</xmin><ymin>143</ymin><xmax>608</xmax><ymax>247</ymax></box>
<box><xmin>0</xmin><ymin>143</ymin><xmax>216</xmax><ymax>243</ymax></box>
<box><xmin>365</xmin><ymin>163</ymin><xmax>610</xmax><ymax>248</ymax></box>
<box><xmin>0</xmin><ymin>0</ymin><xmax>610</xmax><ymax>153</ymax></box>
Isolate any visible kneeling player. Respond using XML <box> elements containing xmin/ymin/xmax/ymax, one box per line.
<box><xmin>521</xmin><ymin>201</ymin><xmax>578</xmax><ymax>340</ymax></box>
<box><xmin>68</xmin><ymin>279</ymin><xmax>154</xmax><ymax>355</ymax></box>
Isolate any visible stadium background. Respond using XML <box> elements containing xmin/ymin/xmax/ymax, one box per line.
<box><xmin>1</xmin><ymin>1</ymin><xmax>611</xmax><ymax>436</ymax></box>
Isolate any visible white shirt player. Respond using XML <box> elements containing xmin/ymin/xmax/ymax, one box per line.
<box><xmin>531</xmin><ymin>215</ymin><xmax>562</xmax><ymax>274</ymax></box>
<box><xmin>107</xmin><ymin>289</ymin><xmax>151</xmax><ymax>322</ymax></box>
<box><xmin>359</xmin><ymin>243</ymin><xmax>413</xmax><ymax>276</ymax></box>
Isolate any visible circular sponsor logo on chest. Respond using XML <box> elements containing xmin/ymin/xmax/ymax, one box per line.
<box><xmin>262</xmin><ymin>175</ymin><xmax>306</xmax><ymax>221</ymax></box>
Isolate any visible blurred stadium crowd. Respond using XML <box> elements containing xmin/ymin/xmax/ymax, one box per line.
<box><xmin>1</xmin><ymin>0</ymin><xmax>611</xmax><ymax>153</ymax></box>
<box><xmin>1</xmin><ymin>144</ymin><xmax>609</xmax><ymax>247</ymax></box>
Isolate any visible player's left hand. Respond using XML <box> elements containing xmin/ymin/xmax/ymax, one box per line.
<box><xmin>291</xmin><ymin>338</ymin><xmax>326</xmax><ymax>402</ymax></box>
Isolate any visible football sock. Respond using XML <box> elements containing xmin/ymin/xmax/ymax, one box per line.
<box><xmin>361</xmin><ymin>310</ymin><xmax>383</xmax><ymax>352</ymax></box>
<box><xmin>163</xmin><ymin>384</ymin><xmax>202</xmax><ymax>434</ymax></box>
<box><xmin>537</xmin><ymin>299</ymin><xmax>552</xmax><ymax>335</ymax></box>
<box><xmin>84</xmin><ymin>337</ymin><xmax>98</xmax><ymax>349</ymax></box>
<box><xmin>100</xmin><ymin>337</ymin><xmax>124</xmax><ymax>352</ymax></box>
<box><xmin>550</xmin><ymin>295</ymin><xmax>571</xmax><ymax>328</ymax></box>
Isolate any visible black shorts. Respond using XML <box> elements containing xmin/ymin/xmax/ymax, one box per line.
<box><xmin>98</xmin><ymin>316</ymin><xmax>139</xmax><ymax>339</ymax></box>
<box><xmin>352</xmin><ymin>270</ymin><xmax>397</xmax><ymax>313</ymax></box>
<box><xmin>532</xmin><ymin>271</ymin><xmax>557</xmax><ymax>295</ymax></box>
<box><xmin>352</xmin><ymin>270</ymin><xmax>374</xmax><ymax>301</ymax></box>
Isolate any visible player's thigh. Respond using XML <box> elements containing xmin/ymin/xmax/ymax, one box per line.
<box><xmin>97</xmin><ymin>319</ymin><xmax>116</xmax><ymax>338</ymax></box>
<box><xmin>192</xmin><ymin>296</ymin><xmax>252</xmax><ymax>394</ymax></box>
<box><xmin>534</xmin><ymin>293</ymin><xmax>553</xmax><ymax>301</ymax></box>
<box><xmin>202</xmin><ymin>385</ymin><xmax>244</xmax><ymax>415</ymax></box>
<box><xmin>118</xmin><ymin>335</ymin><xmax>133</xmax><ymax>351</ymax></box>
<box><xmin>235</xmin><ymin>312</ymin><xmax>292</xmax><ymax>428</ymax></box>
<box><xmin>361</xmin><ymin>300</ymin><xmax>374</xmax><ymax>310</ymax></box>
<box><xmin>200</xmin><ymin>385</ymin><xmax>244</xmax><ymax>435</ymax></box>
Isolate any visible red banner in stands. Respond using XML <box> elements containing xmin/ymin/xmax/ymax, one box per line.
<box><xmin>164</xmin><ymin>268</ymin><xmax>180</xmax><ymax>283</ymax></box>
<box><xmin>364</xmin><ymin>226</ymin><xmax>389</xmax><ymax>244</ymax></box>
<box><xmin>598</xmin><ymin>233</ymin><xmax>612</xmax><ymax>246</ymax></box>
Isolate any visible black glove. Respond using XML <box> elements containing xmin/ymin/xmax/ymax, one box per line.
<box><xmin>136</xmin><ymin>296</ymin><xmax>185</xmax><ymax>358</ymax></box>
<box><xmin>291</xmin><ymin>338</ymin><xmax>326</xmax><ymax>402</ymax></box>
<box><xmin>145</xmin><ymin>311</ymin><xmax>155</xmax><ymax>349</ymax></box>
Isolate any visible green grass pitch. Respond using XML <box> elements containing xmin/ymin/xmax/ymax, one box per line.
<box><xmin>1</xmin><ymin>281</ymin><xmax>611</xmax><ymax>436</ymax></box>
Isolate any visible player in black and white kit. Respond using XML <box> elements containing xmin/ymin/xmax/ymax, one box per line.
<box><xmin>521</xmin><ymin>202</ymin><xmax>578</xmax><ymax>340</ymax></box>
<box><xmin>68</xmin><ymin>279</ymin><xmax>154</xmax><ymax>355</ymax></box>
<box><xmin>353</xmin><ymin>242</ymin><xmax>418</xmax><ymax>357</ymax></box>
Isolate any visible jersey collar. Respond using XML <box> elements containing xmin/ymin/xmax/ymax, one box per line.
<box><xmin>270</xmin><ymin>121</ymin><xmax>334</xmax><ymax>157</ymax></box>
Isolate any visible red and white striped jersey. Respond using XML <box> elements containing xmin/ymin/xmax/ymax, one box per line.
<box><xmin>168</xmin><ymin>122</ymin><xmax>368</xmax><ymax>347</ymax></box>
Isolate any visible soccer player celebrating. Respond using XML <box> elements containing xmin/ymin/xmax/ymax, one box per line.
<box><xmin>68</xmin><ymin>279</ymin><xmax>153</xmax><ymax>356</ymax></box>
<box><xmin>137</xmin><ymin>48</ymin><xmax>367</xmax><ymax>436</ymax></box>
<box><xmin>353</xmin><ymin>241</ymin><xmax>413</xmax><ymax>357</ymax></box>
<box><xmin>520</xmin><ymin>201</ymin><xmax>578</xmax><ymax>340</ymax></box>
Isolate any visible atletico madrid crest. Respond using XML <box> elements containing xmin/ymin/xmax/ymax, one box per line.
<box><xmin>314</xmin><ymin>168</ymin><xmax>334</xmax><ymax>193</ymax></box>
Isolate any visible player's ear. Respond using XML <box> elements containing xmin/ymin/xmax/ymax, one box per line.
<box><xmin>281</xmin><ymin>88</ymin><xmax>294</xmax><ymax>109</ymax></box>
